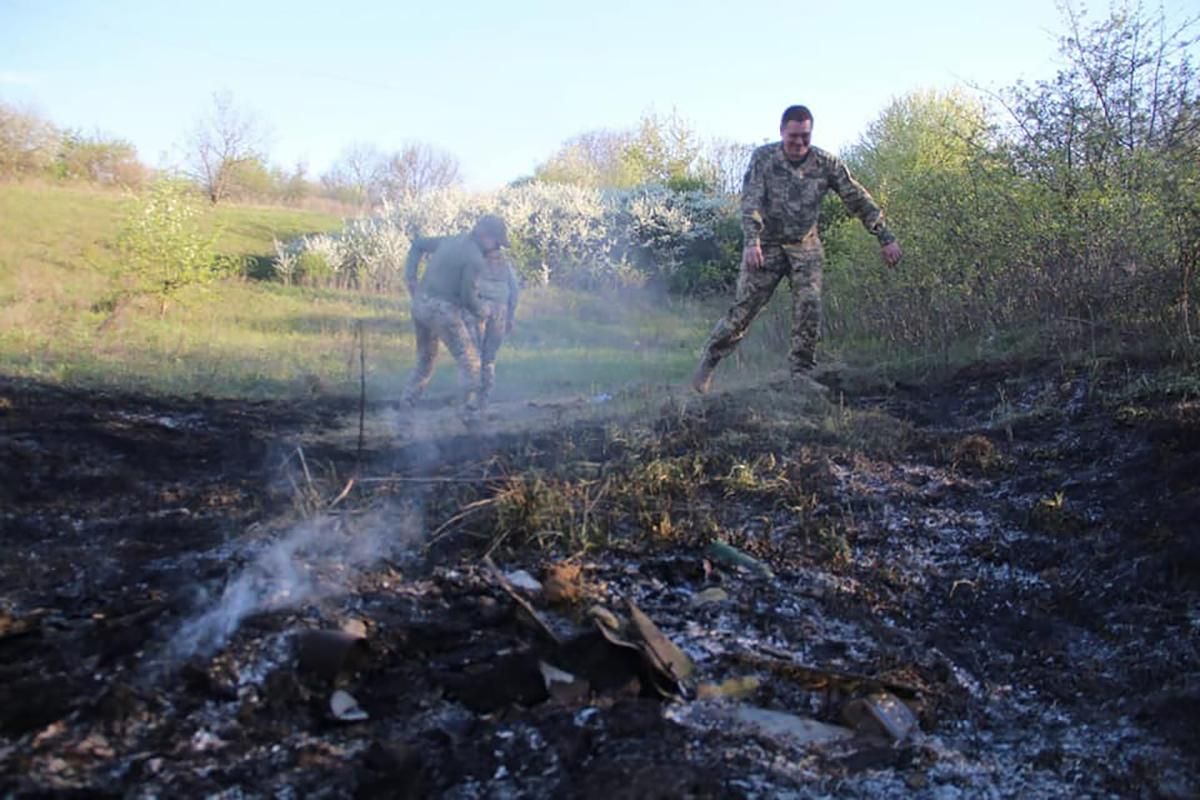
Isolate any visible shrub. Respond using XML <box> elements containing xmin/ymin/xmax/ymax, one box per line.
<box><xmin>116</xmin><ymin>180</ymin><xmax>233</xmax><ymax>314</ymax></box>
<box><xmin>276</xmin><ymin>182</ymin><xmax>744</xmax><ymax>295</ymax></box>
<box><xmin>56</xmin><ymin>131</ymin><xmax>146</xmax><ymax>187</ymax></box>
<box><xmin>0</xmin><ymin>101</ymin><xmax>59</xmax><ymax>177</ymax></box>
<box><xmin>296</xmin><ymin>251</ymin><xmax>334</xmax><ymax>286</ymax></box>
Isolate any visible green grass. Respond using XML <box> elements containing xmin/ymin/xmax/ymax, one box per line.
<box><xmin>208</xmin><ymin>202</ymin><xmax>346</xmax><ymax>257</ymax></box>
<box><xmin>0</xmin><ymin>276</ymin><xmax>723</xmax><ymax>401</ymax></box>
<box><xmin>0</xmin><ymin>181</ymin><xmax>938</xmax><ymax>403</ymax></box>
<box><xmin>0</xmin><ymin>182</ymin><xmax>352</xmax><ymax>397</ymax></box>
<box><xmin>0</xmin><ymin>182</ymin><xmax>733</xmax><ymax>400</ymax></box>
<box><xmin>0</xmin><ymin>181</ymin><xmax>342</xmax><ymax>274</ymax></box>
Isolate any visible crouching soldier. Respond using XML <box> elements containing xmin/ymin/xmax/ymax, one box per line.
<box><xmin>401</xmin><ymin>214</ymin><xmax>510</xmax><ymax>427</ymax></box>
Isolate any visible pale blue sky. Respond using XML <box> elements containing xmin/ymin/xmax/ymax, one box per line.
<box><xmin>1</xmin><ymin>1</ymin><xmax>1190</xmax><ymax>188</ymax></box>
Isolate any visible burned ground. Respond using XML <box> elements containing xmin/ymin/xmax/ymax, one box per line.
<box><xmin>0</xmin><ymin>360</ymin><xmax>1197</xmax><ymax>798</ymax></box>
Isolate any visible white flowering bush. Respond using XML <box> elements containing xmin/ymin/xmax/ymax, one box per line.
<box><xmin>293</xmin><ymin>233</ymin><xmax>346</xmax><ymax>286</ymax></box>
<box><xmin>618</xmin><ymin>187</ymin><xmax>739</xmax><ymax>292</ymax></box>
<box><xmin>340</xmin><ymin>217</ymin><xmax>411</xmax><ymax>293</ymax></box>
<box><xmin>273</xmin><ymin>182</ymin><xmax>742</xmax><ymax>294</ymax></box>
<box><xmin>271</xmin><ymin>238</ymin><xmax>299</xmax><ymax>285</ymax></box>
<box><xmin>381</xmin><ymin>190</ymin><xmax>488</xmax><ymax>240</ymax></box>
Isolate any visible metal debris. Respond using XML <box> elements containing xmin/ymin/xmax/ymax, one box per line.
<box><xmin>705</xmin><ymin>541</ymin><xmax>775</xmax><ymax>579</ymax></box>
<box><xmin>588</xmin><ymin>605</ymin><xmax>621</xmax><ymax>631</ymax></box>
<box><xmin>538</xmin><ymin>661</ymin><xmax>590</xmax><ymax>705</ymax></box>
<box><xmin>730</xmin><ymin>706</ymin><xmax>853</xmax><ymax>747</ymax></box>
<box><xmin>625</xmin><ymin>598</ymin><xmax>694</xmax><ymax>687</ymax></box>
<box><xmin>671</xmin><ymin>702</ymin><xmax>853</xmax><ymax>749</ymax></box>
<box><xmin>486</xmin><ymin>557</ymin><xmax>562</xmax><ymax>645</ymax></box>
<box><xmin>691</xmin><ymin>587</ymin><xmax>730</xmax><ymax>606</ymax></box>
<box><xmin>340</xmin><ymin>618</ymin><xmax>368</xmax><ymax>638</ymax></box>
<box><xmin>538</xmin><ymin>660</ymin><xmax>577</xmax><ymax>687</ymax></box>
<box><xmin>841</xmin><ymin>692</ymin><xmax>919</xmax><ymax>741</ymax></box>
<box><xmin>505</xmin><ymin>570</ymin><xmax>543</xmax><ymax>594</ymax></box>
<box><xmin>330</xmin><ymin>689</ymin><xmax>369</xmax><ymax>722</ymax></box>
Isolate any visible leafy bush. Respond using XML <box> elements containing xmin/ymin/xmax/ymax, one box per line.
<box><xmin>0</xmin><ymin>101</ymin><xmax>59</xmax><ymax>177</ymax></box>
<box><xmin>55</xmin><ymin>131</ymin><xmax>146</xmax><ymax>187</ymax></box>
<box><xmin>823</xmin><ymin>3</ymin><xmax>1200</xmax><ymax>356</ymax></box>
<box><xmin>296</xmin><ymin>251</ymin><xmax>334</xmax><ymax>286</ymax></box>
<box><xmin>116</xmin><ymin>180</ymin><xmax>233</xmax><ymax>314</ymax></box>
<box><xmin>0</xmin><ymin>102</ymin><xmax>150</xmax><ymax>187</ymax></box>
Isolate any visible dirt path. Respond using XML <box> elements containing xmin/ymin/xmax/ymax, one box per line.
<box><xmin>0</xmin><ymin>362</ymin><xmax>1196</xmax><ymax>798</ymax></box>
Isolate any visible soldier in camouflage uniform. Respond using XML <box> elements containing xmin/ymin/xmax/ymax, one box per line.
<box><xmin>402</xmin><ymin>214</ymin><xmax>510</xmax><ymax>424</ymax></box>
<box><xmin>474</xmin><ymin>248</ymin><xmax>521</xmax><ymax>410</ymax></box>
<box><xmin>691</xmin><ymin>105</ymin><xmax>902</xmax><ymax>395</ymax></box>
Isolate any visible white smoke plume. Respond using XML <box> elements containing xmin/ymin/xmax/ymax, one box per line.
<box><xmin>164</xmin><ymin>505</ymin><xmax>418</xmax><ymax>663</ymax></box>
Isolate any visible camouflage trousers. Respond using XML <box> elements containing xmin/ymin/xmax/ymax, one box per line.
<box><xmin>699</xmin><ymin>235</ymin><xmax>824</xmax><ymax>375</ymax></box>
<box><xmin>403</xmin><ymin>296</ymin><xmax>481</xmax><ymax>416</ymax></box>
<box><xmin>474</xmin><ymin>300</ymin><xmax>510</xmax><ymax>408</ymax></box>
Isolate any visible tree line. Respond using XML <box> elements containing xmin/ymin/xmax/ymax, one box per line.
<box><xmin>0</xmin><ymin>90</ymin><xmax>467</xmax><ymax>210</ymax></box>
<box><xmin>280</xmin><ymin>2</ymin><xmax>1198</xmax><ymax>356</ymax></box>
<box><xmin>7</xmin><ymin>1</ymin><xmax>1197</xmax><ymax>358</ymax></box>
<box><xmin>0</xmin><ymin>92</ymin><xmax>745</xmax><ymax>210</ymax></box>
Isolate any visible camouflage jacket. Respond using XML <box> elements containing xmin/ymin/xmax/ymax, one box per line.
<box><xmin>404</xmin><ymin>233</ymin><xmax>487</xmax><ymax>316</ymax></box>
<box><xmin>741</xmin><ymin>143</ymin><xmax>895</xmax><ymax>248</ymax></box>
<box><xmin>478</xmin><ymin>253</ymin><xmax>520</xmax><ymax>320</ymax></box>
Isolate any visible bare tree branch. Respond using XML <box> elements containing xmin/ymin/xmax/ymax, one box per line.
<box><xmin>186</xmin><ymin>91</ymin><xmax>268</xmax><ymax>204</ymax></box>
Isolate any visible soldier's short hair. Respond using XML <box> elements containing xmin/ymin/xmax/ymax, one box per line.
<box><xmin>781</xmin><ymin>105</ymin><xmax>814</xmax><ymax>127</ymax></box>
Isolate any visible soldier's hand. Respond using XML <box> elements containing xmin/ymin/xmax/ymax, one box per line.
<box><xmin>743</xmin><ymin>244</ymin><xmax>764</xmax><ymax>270</ymax></box>
<box><xmin>881</xmin><ymin>241</ymin><xmax>902</xmax><ymax>268</ymax></box>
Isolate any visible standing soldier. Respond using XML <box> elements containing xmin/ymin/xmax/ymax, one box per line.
<box><xmin>691</xmin><ymin>105</ymin><xmax>903</xmax><ymax>395</ymax></box>
<box><xmin>475</xmin><ymin>248</ymin><xmax>521</xmax><ymax>411</ymax></box>
<box><xmin>402</xmin><ymin>214</ymin><xmax>510</xmax><ymax>426</ymax></box>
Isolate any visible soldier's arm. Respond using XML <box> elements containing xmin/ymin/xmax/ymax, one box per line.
<box><xmin>828</xmin><ymin>159</ymin><xmax>895</xmax><ymax>245</ymax></box>
<box><xmin>740</xmin><ymin>150</ymin><xmax>768</xmax><ymax>248</ymax></box>
<box><xmin>403</xmin><ymin>236</ymin><xmax>445</xmax><ymax>294</ymax></box>
<box><xmin>506</xmin><ymin>265</ymin><xmax>520</xmax><ymax>331</ymax></box>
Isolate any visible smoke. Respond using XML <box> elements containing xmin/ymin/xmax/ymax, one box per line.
<box><xmin>390</xmin><ymin>283</ymin><xmax>700</xmax><ymax>414</ymax></box>
<box><xmin>159</xmin><ymin>284</ymin><xmax>688</xmax><ymax>670</ymax></box>
<box><xmin>164</xmin><ymin>505</ymin><xmax>419</xmax><ymax>664</ymax></box>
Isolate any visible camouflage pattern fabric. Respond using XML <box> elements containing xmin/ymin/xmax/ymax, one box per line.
<box><xmin>404</xmin><ymin>234</ymin><xmax>486</xmax><ymax>317</ymax></box>
<box><xmin>741</xmin><ymin>143</ymin><xmax>894</xmax><ymax>249</ymax></box>
<box><xmin>473</xmin><ymin>251</ymin><xmax>520</xmax><ymax>408</ymax></box>
<box><xmin>475</xmin><ymin>301</ymin><xmax>508</xmax><ymax>407</ymax></box>
<box><xmin>697</xmin><ymin>142</ymin><xmax>893</xmax><ymax>379</ymax></box>
<box><xmin>700</xmin><ymin>233</ymin><xmax>825</xmax><ymax>375</ymax></box>
<box><xmin>403</xmin><ymin>295</ymin><xmax>481</xmax><ymax>418</ymax></box>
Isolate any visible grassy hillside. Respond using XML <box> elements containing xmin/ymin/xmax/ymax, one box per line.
<box><xmin>0</xmin><ymin>182</ymin><xmax>747</xmax><ymax>402</ymax></box>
